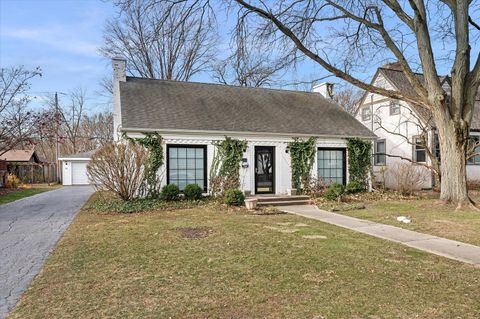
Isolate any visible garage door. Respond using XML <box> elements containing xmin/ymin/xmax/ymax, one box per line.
<box><xmin>71</xmin><ymin>161</ymin><xmax>90</xmax><ymax>185</ymax></box>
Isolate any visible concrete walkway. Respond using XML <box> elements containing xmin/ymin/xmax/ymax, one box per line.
<box><xmin>279</xmin><ymin>205</ymin><xmax>480</xmax><ymax>267</ymax></box>
<box><xmin>0</xmin><ymin>186</ymin><xmax>94</xmax><ymax>319</ymax></box>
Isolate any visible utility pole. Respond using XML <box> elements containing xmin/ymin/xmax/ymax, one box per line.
<box><xmin>55</xmin><ymin>93</ymin><xmax>60</xmax><ymax>183</ymax></box>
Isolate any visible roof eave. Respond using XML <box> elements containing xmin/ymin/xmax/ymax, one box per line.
<box><xmin>121</xmin><ymin>127</ymin><xmax>377</xmax><ymax>140</ymax></box>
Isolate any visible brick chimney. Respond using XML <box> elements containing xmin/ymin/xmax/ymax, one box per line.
<box><xmin>112</xmin><ymin>57</ymin><xmax>126</xmax><ymax>141</ymax></box>
<box><xmin>312</xmin><ymin>82</ymin><xmax>334</xmax><ymax>99</ymax></box>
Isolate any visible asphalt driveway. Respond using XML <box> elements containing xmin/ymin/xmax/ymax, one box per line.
<box><xmin>0</xmin><ymin>186</ymin><xmax>94</xmax><ymax>318</ymax></box>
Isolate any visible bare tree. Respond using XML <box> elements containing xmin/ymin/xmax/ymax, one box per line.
<box><xmin>334</xmin><ymin>87</ymin><xmax>363</xmax><ymax>114</ymax></box>
<box><xmin>101</xmin><ymin>0</ymin><xmax>217</xmax><ymax>80</ymax></box>
<box><xmin>232</xmin><ymin>0</ymin><xmax>480</xmax><ymax>208</ymax></box>
<box><xmin>212</xmin><ymin>19</ymin><xmax>294</xmax><ymax>87</ymax></box>
<box><xmin>35</xmin><ymin>109</ymin><xmax>113</xmax><ymax>162</ymax></box>
<box><xmin>80</xmin><ymin>112</ymin><xmax>114</xmax><ymax>150</ymax></box>
<box><xmin>58</xmin><ymin>88</ymin><xmax>87</xmax><ymax>154</ymax></box>
<box><xmin>0</xmin><ymin>66</ymin><xmax>41</xmax><ymax>156</ymax></box>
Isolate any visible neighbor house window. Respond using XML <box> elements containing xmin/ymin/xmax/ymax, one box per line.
<box><xmin>317</xmin><ymin>148</ymin><xmax>346</xmax><ymax>185</ymax></box>
<box><xmin>433</xmin><ymin>133</ymin><xmax>441</xmax><ymax>162</ymax></box>
<box><xmin>167</xmin><ymin>145</ymin><xmax>207</xmax><ymax>191</ymax></box>
<box><xmin>467</xmin><ymin>136</ymin><xmax>480</xmax><ymax>165</ymax></box>
<box><xmin>361</xmin><ymin>107</ymin><xmax>371</xmax><ymax>121</ymax></box>
<box><xmin>413</xmin><ymin>136</ymin><xmax>426</xmax><ymax>163</ymax></box>
<box><xmin>390</xmin><ymin>100</ymin><xmax>401</xmax><ymax>115</ymax></box>
<box><xmin>374</xmin><ymin>139</ymin><xmax>386</xmax><ymax>166</ymax></box>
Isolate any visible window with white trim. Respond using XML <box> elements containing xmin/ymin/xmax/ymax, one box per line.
<box><xmin>389</xmin><ymin>100</ymin><xmax>401</xmax><ymax>115</ymax></box>
<box><xmin>361</xmin><ymin>107</ymin><xmax>371</xmax><ymax>121</ymax></box>
<box><xmin>374</xmin><ymin>140</ymin><xmax>386</xmax><ymax>165</ymax></box>
<box><xmin>468</xmin><ymin>136</ymin><xmax>480</xmax><ymax>165</ymax></box>
<box><xmin>413</xmin><ymin>136</ymin><xmax>426</xmax><ymax>163</ymax></box>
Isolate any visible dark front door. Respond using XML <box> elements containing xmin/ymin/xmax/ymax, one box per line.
<box><xmin>255</xmin><ymin>146</ymin><xmax>275</xmax><ymax>194</ymax></box>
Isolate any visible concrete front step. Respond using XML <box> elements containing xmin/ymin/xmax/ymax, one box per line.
<box><xmin>253</xmin><ymin>195</ymin><xmax>310</xmax><ymax>203</ymax></box>
<box><xmin>257</xmin><ymin>200</ymin><xmax>312</xmax><ymax>207</ymax></box>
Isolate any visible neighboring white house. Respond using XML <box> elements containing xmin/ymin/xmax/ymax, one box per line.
<box><xmin>59</xmin><ymin>150</ymin><xmax>95</xmax><ymax>186</ymax></box>
<box><xmin>112</xmin><ymin>58</ymin><xmax>376</xmax><ymax>195</ymax></box>
<box><xmin>356</xmin><ymin>63</ymin><xmax>480</xmax><ymax>189</ymax></box>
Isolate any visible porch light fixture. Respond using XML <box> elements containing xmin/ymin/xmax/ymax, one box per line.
<box><xmin>241</xmin><ymin>158</ymin><xmax>249</xmax><ymax>168</ymax></box>
<box><xmin>285</xmin><ymin>145</ymin><xmax>290</xmax><ymax>153</ymax></box>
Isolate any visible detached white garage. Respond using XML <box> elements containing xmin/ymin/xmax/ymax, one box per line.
<box><xmin>59</xmin><ymin>150</ymin><xmax>95</xmax><ymax>185</ymax></box>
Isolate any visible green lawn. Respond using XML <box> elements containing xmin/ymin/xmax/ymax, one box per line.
<box><xmin>0</xmin><ymin>186</ymin><xmax>58</xmax><ymax>205</ymax></box>
<box><xmin>326</xmin><ymin>192</ymin><xmax>480</xmax><ymax>246</ymax></box>
<box><xmin>9</xmin><ymin>194</ymin><xmax>480</xmax><ymax>318</ymax></box>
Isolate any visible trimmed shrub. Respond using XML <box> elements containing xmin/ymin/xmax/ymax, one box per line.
<box><xmin>224</xmin><ymin>189</ymin><xmax>245</xmax><ymax>206</ymax></box>
<box><xmin>161</xmin><ymin>184</ymin><xmax>180</xmax><ymax>201</ymax></box>
<box><xmin>184</xmin><ymin>184</ymin><xmax>203</xmax><ymax>200</ymax></box>
<box><xmin>346</xmin><ymin>180</ymin><xmax>365</xmax><ymax>194</ymax></box>
<box><xmin>324</xmin><ymin>183</ymin><xmax>345</xmax><ymax>201</ymax></box>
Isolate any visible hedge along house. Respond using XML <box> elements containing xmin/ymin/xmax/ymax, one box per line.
<box><xmin>112</xmin><ymin>58</ymin><xmax>376</xmax><ymax>195</ymax></box>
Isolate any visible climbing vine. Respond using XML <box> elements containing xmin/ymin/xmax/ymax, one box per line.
<box><xmin>346</xmin><ymin>138</ymin><xmax>372</xmax><ymax>189</ymax></box>
<box><xmin>288</xmin><ymin>137</ymin><xmax>317</xmax><ymax>191</ymax></box>
<box><xmin>210</xmin><ymin>136</ymin><xmax>248</xmax><ymax>195</ymax></box>
<box><xmin>123</xmin><ymin>132</ymin><xmax>164</xmax><ymax>198</ymax></box>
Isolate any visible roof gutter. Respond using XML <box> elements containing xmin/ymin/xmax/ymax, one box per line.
<box><xmin>121</xmin><ymin>127</ymin><xmax>377</xmax><ymax>140</ymax></box>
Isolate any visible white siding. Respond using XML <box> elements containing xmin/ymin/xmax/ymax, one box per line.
<box><xmin>125</xmin><ymin>131</ymin><xmax>351</xmax><ymax>195</ymax></box>
<box><xmin>357</xmin><ymin>73</ymin><xmax>480</xmax><ymax>189</ymax></box>
<box><xmin>357</xmin><ymin>73</ymin><xmax>433</xmax><ymax>189</ymax></box>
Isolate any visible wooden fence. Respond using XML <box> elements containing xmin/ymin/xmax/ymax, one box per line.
<box><xmin>7</xmin><ymin>163</ymin><xmax>58</xmax><ymax>184</ymax></box>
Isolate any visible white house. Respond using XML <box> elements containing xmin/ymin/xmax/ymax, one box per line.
<box><xmin>112</xmin><ymin>58</ymin><xmax>375</xmax><ymax>195</ymax></box>
<box><xmin>356</xmin><ymin>63</ymin><xmax>480</xmax><ymax>189</ymax></box>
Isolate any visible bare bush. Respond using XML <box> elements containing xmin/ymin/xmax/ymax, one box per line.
<box><xmin>305</xmin><ymin>176</ymin><xmax>327</xmax><ymax>198</ymax></box>
<box><xmin>87</xmin><ymin>142</ymin><xmax>149</xmax><ymax>200</ymax></box>
<box><xmin>388</xmin><ymin>163</ymin><xmax>428</xmax><ymax>195</ymax></box>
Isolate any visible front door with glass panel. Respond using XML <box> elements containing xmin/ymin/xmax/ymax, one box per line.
<box><xmin>255</xmin><ymin>146</ymin><xmax>275</xmax><ymax>194</ymax></box>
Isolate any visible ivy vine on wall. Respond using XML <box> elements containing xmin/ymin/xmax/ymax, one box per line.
<box><xmin>123</xmin><ymin>132</ymin><xmax>164</xmax><ymax>198</ymax></box>
<box><xmin>210</xmin><ymin>136</ymin><xmax>248</xmax><ymax>195</ymax></box>
<box><xmin>288</xmin><ymin>137</ymin><xmax>317</xmax><ymax>191</ymax></box>
<box><xmin>346</xmin><ymin>138</ymin><xmax>372</xmax><ymax>188</ymax></box>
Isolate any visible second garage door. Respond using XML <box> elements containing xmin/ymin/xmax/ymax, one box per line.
<box><xmin>71</xmin><ymin>161</ymin><xmax>90</xmax><ymax>185</ymax></box>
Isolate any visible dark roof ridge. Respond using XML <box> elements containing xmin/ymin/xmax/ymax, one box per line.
<box><xmin>125</xmin><ymin>76</ymin><xmax>326</xmax><ymax>97</ymax></box>
<box><xmin>379</xmin><ymin>67</ymin><xmax>449</xmax><ymax>80</ymax></box>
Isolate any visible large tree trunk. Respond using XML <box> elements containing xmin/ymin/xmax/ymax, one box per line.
<box><xmin>435</xmin><ymin>109</ymin><xmax>472</xmax><ymax>208</ymax></box>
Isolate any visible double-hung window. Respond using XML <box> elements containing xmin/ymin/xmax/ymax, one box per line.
<box><xmin>389</xmin><ymin>100</ymin><xmax>401</xmax><ymax>115</ymax></box>
<box><xmin>413</xmin><ymin>136</ymin><xmax>427</xmax><ymax>163</ymax></box>
<box><xmin>167</xmin><ymin>145</ymin><xmax>207</xmax><ymax>191</ymax></box>
<box><xmin>374</xmin><ymin>139</ymin><xmax>386</xmax><ymax>166</ymax></box>
<box><xmin>317</xmin><ymin>148</ymin><xmax>346</xmax><ymax>185</ymax></box>
<box><xmin>361</xmin><ymin>107</ymin><xmax>371</xmax><ymax>122</ymax></box>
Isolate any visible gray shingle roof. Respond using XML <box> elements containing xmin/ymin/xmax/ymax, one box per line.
<box><xmin>379</xmin><ymin>67</ymin><xmax>480</xmax><ymax>130</ymax></box>
<box><xmin>120</xmin><ymin>77</ymin><xmax>376</xmax><ymax>138</ymax></box>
